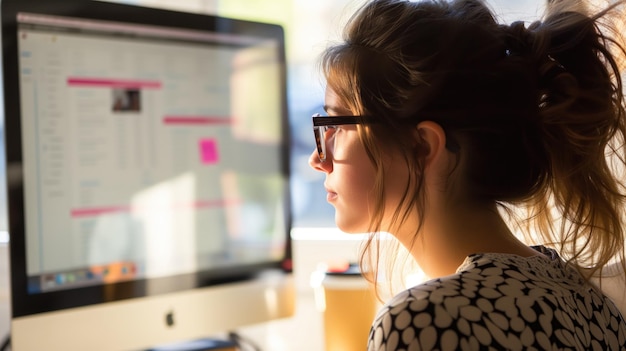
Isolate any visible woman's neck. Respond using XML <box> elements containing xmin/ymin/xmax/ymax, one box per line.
<box><xmin>397</xmin><ymin>203</ymin><xmax>539</xmax><ymax>279</ymax></box>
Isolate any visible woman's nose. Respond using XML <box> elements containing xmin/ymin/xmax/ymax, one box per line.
<box><xmin>308</xmin><ymin>148</ymin><xmax>332</xmax><ymax>173</ymax></box>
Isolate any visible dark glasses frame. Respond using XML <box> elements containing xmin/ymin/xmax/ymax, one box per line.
<box><xmin>312</xmin><ymin>112</ymin><xmax>460</xmax><ymax>162</ymax></box>
<box><xmin>312</xmin><ymin>113</ymin><xmax>366</xmax><ymax>162</ymax></box>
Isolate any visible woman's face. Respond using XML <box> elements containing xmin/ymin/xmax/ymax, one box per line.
<box><xmin>308</xmin><ymin>87</ymin><xmax>411</xmax><ymax>234</ymax></box>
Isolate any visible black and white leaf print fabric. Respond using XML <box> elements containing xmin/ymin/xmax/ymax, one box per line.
<box><xmin>368</xmin><ymin>246</ymin><xmax>626</xmax><ymax>350</ymax></box>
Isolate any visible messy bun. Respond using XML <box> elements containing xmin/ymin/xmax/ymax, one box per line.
<box><xmin>505</xmin><ymin>1</ymin><xmax>626</xmax><ymax>278</ymax></box>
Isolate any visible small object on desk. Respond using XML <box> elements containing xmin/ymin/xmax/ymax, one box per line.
<box><xmin>316</xmin><ymin>262</ymin><xmax>378</xmax><ymax>351</ymax></box>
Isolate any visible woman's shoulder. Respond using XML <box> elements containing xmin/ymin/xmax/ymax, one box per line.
<box><xmin>373</xmin><ymin>270</ymin><xmax>483</xmax><ymax>331</ymax></box>
<box><xmin>377</xmin><ymin>250</ymin><xmax>550</xmax><ymax>311</ymax></box>
<box><xmin>368</xmin><ymin>250</ymin><xmax>626</xmax><ymax>350</ymax></box>
<box><xmin>368</xmin><ymin>272</ymin><xmax>487</xmax><ymax>350</ymax></box>
<box><xmin>373</xmin><ymin>248</ymin><xmax>580</xmax><ymax>324</ymax></box>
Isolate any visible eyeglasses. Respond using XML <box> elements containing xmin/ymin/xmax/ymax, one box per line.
<box><xmin>313</xmin><ymin>113</ymin><xmax>458</xmax><ymax>162</ymax></box>
<box><xmin>312</xmin><ymin>113</ymin><xmax>365</xmax><ymax>162</ymax></box>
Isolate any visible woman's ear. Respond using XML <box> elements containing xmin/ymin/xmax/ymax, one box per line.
<box><xmin>415</xmin><ymin>121</ymin><xmax>447</xmax><ymax>168</ymax></box>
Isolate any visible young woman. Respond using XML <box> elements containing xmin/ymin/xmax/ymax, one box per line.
<box><xmin>309</xmin><ymin>0</ymin><xmax>626</xmax><ymax>349</ymax></box>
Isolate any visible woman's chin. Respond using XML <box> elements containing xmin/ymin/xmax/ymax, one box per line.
<box><xmin>334</xmin><ymin>217</ymin><xmax>369</xmax><ymax>234</ymax></box>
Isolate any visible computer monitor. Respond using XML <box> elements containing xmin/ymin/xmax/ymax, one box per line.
<box><xmin>1</xmin><ymin>0</ymin><xmax>294</xmax><ymax>350</ymax></box>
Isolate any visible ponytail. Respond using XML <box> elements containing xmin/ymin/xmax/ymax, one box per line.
<box><xmin>501</xmin><ymin>1</ymin><xmax>626</xmax><ymax>279</ymax></box>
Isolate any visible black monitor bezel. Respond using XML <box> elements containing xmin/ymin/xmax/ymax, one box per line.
<box><xmin>2</xmin><ymin>0</ymin><xmax>292</xmax><ymax>318</ymax></box>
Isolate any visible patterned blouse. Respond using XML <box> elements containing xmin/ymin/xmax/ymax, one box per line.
<box><xmin>368</xmin><ymin>246</ymin><xmax>626</xmax><ymax>350</ymax></box>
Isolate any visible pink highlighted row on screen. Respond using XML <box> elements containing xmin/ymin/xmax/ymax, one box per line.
<box><xmin>163</xmin><ymin>116</ymin><xmax>232</xmax><ymax>125</ymax></box>
<box><xmin>70</xmin><ymin>199</ymin><xmax>241</xmax><ymax>218</ymax></box>
<box><xmin>67</xmin><ymin>77</ymin><xmax>162</xmax><ymax>89</ymax></box>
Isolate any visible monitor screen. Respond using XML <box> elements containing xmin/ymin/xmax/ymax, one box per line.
<box><xmin>2</xmin><ymin>0</ymin><xmax>294</xmax><ymax>350</ymax></box>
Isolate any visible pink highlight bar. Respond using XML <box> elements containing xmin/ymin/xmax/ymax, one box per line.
<box><xmin>199</xmin><ymin>138</ymin><xmax>219</xmax><ymax>165</ymax></box>
<box><xmin>194</xmin><ymin>199</ymin><xmax>241</xmax><ymax>208</ymax></box>
<box><xmin>71</xmin><ymin>200</ymin><xmax>240</xmax><ymax>218</ymax></box>
<box><xmin>163</xmin><ymin>116</ymin><xmax>233</xmax><ymax>125</ymax></box>
<box><xmin>71</xmin><ymin>206</ymin><xmax>131</xmax><ymax>218</ymax></box>
<box><xmin>67</xmin><ymin>77</ymin><xmax>162</xmax><ymax>89</ymax></box>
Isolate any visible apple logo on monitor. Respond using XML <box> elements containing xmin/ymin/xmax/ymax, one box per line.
<box><xmin>165</xmin><ymin>310</ymin><xmax>175</xmax><ymax>328</ymax></box>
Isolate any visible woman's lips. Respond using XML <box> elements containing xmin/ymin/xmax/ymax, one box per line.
<box><xmin>326</xmin><ymin>188</ymin><xmax>338</xmax><ymax>202</ymax></box>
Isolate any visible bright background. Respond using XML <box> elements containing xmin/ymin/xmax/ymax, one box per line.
<box><xmin>0</xmin><ymin>1</ymin><xmax>554</xmax><ymax>350</ymax></box>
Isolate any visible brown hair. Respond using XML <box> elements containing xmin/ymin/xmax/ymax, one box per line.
<box><xmin>320</xmin><ymin>0</ymin><xmax>626</xmax><ymax>293</ymax></box>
